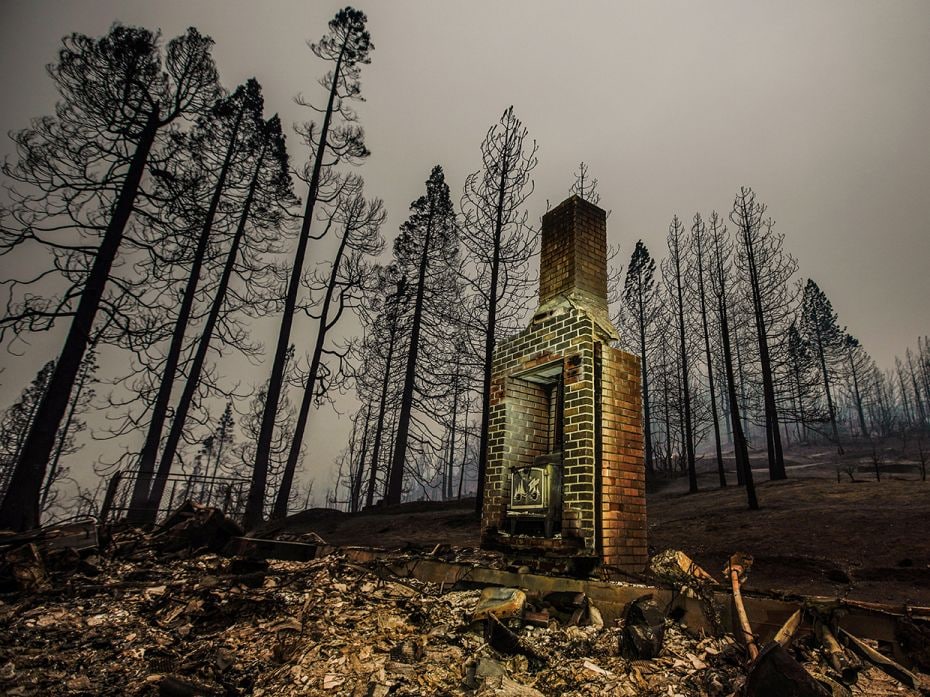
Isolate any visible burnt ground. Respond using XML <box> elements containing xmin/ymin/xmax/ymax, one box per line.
<box><xmin>281</xmin><ymin>441</ymin><xmax>930</xmax><ymax>607</ymax></box>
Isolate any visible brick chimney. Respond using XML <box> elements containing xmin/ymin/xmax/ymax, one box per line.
<box><xmin>539</xmin><ymin>195</ymin><xmax>609</xmax><ymax>313</ymax></box>
<box><xmin>480</xmin><ymin>194</ymin><xmax>647</xmax><ymax>573</ymax></box>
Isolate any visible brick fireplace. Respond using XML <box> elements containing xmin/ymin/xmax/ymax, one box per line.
<box><xmin>480</xmin><ymin>195</ymin><xmax>647</xmax><ymax>573</ymax></box>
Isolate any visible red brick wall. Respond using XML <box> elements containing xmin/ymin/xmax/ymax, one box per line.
<box><xmin>600</xmin><ymin>347</ymin><xmax>648</xmax><ymax>571</ymax></box>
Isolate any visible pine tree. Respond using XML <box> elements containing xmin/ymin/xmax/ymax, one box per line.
<box><xmin>662</xmin><ymin>216</ymin><xmax>697</xmax><ymax>493</ymax></box>
<box><xmin>691</xmin><ymin>214</ymin><xmax>726</xmax><ymax>488</ymax></box>
<box><xmin>386</xmin><ymin>166</ymin><xmax>460</xmax><ymax>505</ymax></box>
<box><xmin>800</xmin><ymin>279</ymin><xmax>846</xmax><ymax>453</ymax></box>
<box><xmin>707</xmin><ymin>212</ymin><xmax>757</xmax><ymax>509</ymax></box>
<box><xmin>145</xmin><ymin>107</ymin><xmax>296</xmax><ymax>518</ymax></box>
<box><xmin>731</xmin><ymin>187</ymin><xmax>796</xmax><ymax>481</ymax></box>
<box><xmin>460</xmin><ymin>106</ymin><xmax>538</xmax><ymax>514</ymax></box>
<box><xmin>620</xmin><ymin>240</ymin><xmax>658</xmax><ymax>477</ymax></box>
<box><xmin>246</xmin><ymin>7</ymin><xmax>373</xmax><ymax>528</ymax></box>
<box><xmin>0</xmin><ymin>26</ymin><xmax>219</xmax><ymax>531</ymax></box>
<box><xmin>274</xmin><ymin>176</ymin><xmax>385</xmax><ymax>518</ymax></box>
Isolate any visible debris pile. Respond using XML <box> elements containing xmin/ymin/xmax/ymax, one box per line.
<box><xmin>0</xmin><ymin>512</ymin><xmax>927</xmax><ymax>696</ymax></box>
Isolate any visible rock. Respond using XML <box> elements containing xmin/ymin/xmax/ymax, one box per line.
<box><xmin>476</xmin><ymin>656</ymin><xmax>508</xmax><ymax>679</ymax></box>
<box><xmin>621</xmin><ymin>596</ymin><xmax>666</xmax><ymax>659</ymax></box>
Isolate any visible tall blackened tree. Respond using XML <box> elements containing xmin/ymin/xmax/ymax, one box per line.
<box><xmin>386</xmin><ymin>166</ymin><xmax>459</xmax><ymax>505</ymax></box>
<box><xmin>731</xmin><ymin>187</ymin><xmax>795</xmax><ymax>481</ymax></box>
<box><xmin>459</xmin><ymin>106</ymin><xmax>538</xmax><ymax>513</ymax></box>
<box><xmin>785</xmin><ymin>321</ymin><xmax>819</xmax><ymax>442</ymax></box>
<box><xmin>128</xmin><ymin>79</ymin><xmax>267</xmax><ymax>520</ymax></box>
<box><xmin>240</xmin><ymin>346</ymin><xmax>301</xmax><ymax>518</ymax></box>
<box><xmin>146</xmin><ymin>107</ymin><xmax>297</xmax><ymax>518</ymax></box>
<box><xmin>800</xmin><ymin>279</ymin><xmax>846</xmax><ymax>453</ymax></box>
<box><xmin>844</xmin><ymin>334</ymin><xmax>873</xmax><ymax>438</ymax></box>
<box><xmin>0</xmin><ymin>26</ymin><xmax>218</xmax><ymax>531</ymax></box>
<box><xmin>620</xmin><ymin>240</ymin><xmax>658</xmax><ymax>477</ymax></box>
<box><xmin>706</xmin><ymin>212</ymin><xmax>758</xmax><ymax>509</ymax></box>
<box><xmin>662</xmin><ymin>216</ymin><xmax>697</xmax><ymax>493</ymax></box>
<box><xmin>246</xmin><ymin>7</ymin><xmax>373</xmax><ymax>528</ymax></box>
<box><xmin>690</xmin><ymin>213</ymin><xmax>726</xmax><ymax>487</ymax></box>
<box><xmin>274</xmin><ymin>177</ymin><xmax>385</xmax><ymax>518</ymax></box>
<box><xmin>356</xmin><ymin>268</ymin><xmax>409</xmax><ymax>507</ymax></box>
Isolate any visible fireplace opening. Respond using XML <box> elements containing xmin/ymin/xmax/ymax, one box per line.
<box><xmin>506</xmin><ymin>361</ymin><xmax>565</xmax><ymax>538</ymax></box>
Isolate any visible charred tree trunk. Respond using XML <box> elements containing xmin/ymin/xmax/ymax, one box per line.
<box><xmin>40</xmin><ymin>357</ymin><xmax>92</xmax><ymax>517</ymax></box>
<box><xmin>273</xmin><ymin>222</ymin><xmax>353</xmax><ymax>519</ymax></box>
<box><xmin>848</xmin><ymin>347</ymin><xmax>869</xmax><ymax>438</ymax></box>
<box><xmin>146</xmin><ymin>145</ymin><xmax>265</xmax><ymax>518</ymax></box>
<box><xmin>813</xmin><ymin>322</ymin><xmax>843</xmax><ymax>454</ymax></box>
<box><xmin>457</xmin><ymin>400</ymin><xmax>470</xmax><ymax>500</ymax></box>
<box><xmin>350</xmin><ymin>405</ymin><xmax>371</xmax><ymax>513</ymax></box>
<box><xmin>792</xmin><ymin>361</ymin><xmax>807</xmax><ymax>443</ymax></box>
<box><xmin>386</xmin><ymin>201</ymin><xmax>435</xmax><ymax>505</ymax></box>
<box><xmin>671</xmin><ymin>237</ymin><xmax>697</xmax><ymax>493</ymax></box>
<box><xmin>720</xmin><ymin>298</ymin><xmax>757</xmax><ymax>509</ymax></box>
<box><xmin>637</xmin><ymin>289</ymin><xmax>655</xmax><ymax>477</ymax></box>
<box><xmin>0</xmin><ymin>107</ymin><xmax>159</xmax><ymax>532</ymax></box>
<box><xmin>130</xmin><ymin>103</ymin><xmax>245</xmax><ymax>522</ymax></box>
<box><xmin>743</xmin><ymin>238</ymin><xmax>787</xmax><ymax>480</ymax></box>
<box><xmin>695</xmin><ymin>238</ymin><xmax>725</xmax><ymax>488</ymax></box>
<box><xmin>365</xmin><ymin>290</ymin><xmax>401</xmax><ymax>508</ymax></box>
<box><xmin>475</xmin><ymin>160</ymin><xmax>507</xmax><ymax>514</ymax></box>
<box><xmin>246</xmin><ymin>45</ymin><xmax>347</xmax><ymax>529</ymax></box>
<box><xmin>445</xmin><ymin>353</ymin><xmax>462</xmax><ymax>500</ymax></box>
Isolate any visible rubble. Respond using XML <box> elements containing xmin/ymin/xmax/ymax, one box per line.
<box><xmin>0</xmin><ymin>516</ymin><xmax>927</xmax><ymax>696</ymax></box>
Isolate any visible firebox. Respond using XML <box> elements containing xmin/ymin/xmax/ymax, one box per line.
<box><xmin>480</xmin><ymin>195</ymin><xmax>647</xmax><ymax>573</ymax></box>
<box><xmin>508</xmin><ymin>453</ymin><xmax>562</xmax><ymax>537</ymax></box>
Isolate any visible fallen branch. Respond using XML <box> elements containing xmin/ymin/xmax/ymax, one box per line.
<box><xmin>814</xmin><ymin>620</ymin><xmax>859</xmax><ymax>685</ymax></box>
<box><xmin>837</xmin><ymin>626</ymin><xmax>920</xmax><ymax>689</ymax></box>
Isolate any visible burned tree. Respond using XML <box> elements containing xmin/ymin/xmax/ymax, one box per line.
<box><xmin>386</xmin><ymin>166</ymin><xmax>460</xmax><ymax>505</ymax></box>
<box><xmin>707</xmin><ymin>213</ymin><xmax>758</xmax><ymax>509</ymax></box>
<box><xmin>730</xmin><ymin>187</ymin><xmax>796</xmax><ymax>481</ymax></box>
<box><xmin>246</xmin><ymin>7</ymin><xmax>373</xmax><ymax>528</ymax></box>
<box><xmin>145</xmin><ymin>108</ymin><xmax>297</xmax><ymax>519</ymax></box>
<box><xmin>127</xmin><ymin>80</ymin><xmax>274</xmax><ymax>521</ymax></box>
<box><xmin>274</xmin><ymin>177</ymin><xmax>385</xmax><ymax>518</ymax></box>
<box><xmin>621</xmin><ymin>240</ymin><xmax>658</xmax><ymax>477</ymax></box>
<box><xmin>662</xmin><ymin>216</ymin><xmax>697</xmax><ymax>493</ymax></box>
<box><xmin>0</xmin><ymin>26</ymin><xmax>219</xmax><ymax>531</ymax></box>
<box><xmin>459</xmin><ymin>106</ymin><xmax>538</xmax><ymax>513</ymax></box>
<box><xmin>570</xmin><ymin>162</ymin><xmax>600</xmax><ymax>205</ymax></box>
<box><xmin>800</xmin><ymin>279</ymin><xmax>846</xmax><ymax>453</ymax></box>
<box><xmin>785</xmin><ymin>321</ymin><xmax>820</xmax><ymax>443</ymax></box>
<box><xmin>356</xmin><ymin>268</ymin><xmax>409</xmax><ymax>507</ymax></box>
<box><xmin>844</xmin><ymin>334</ymin><xmax>873</xmax><ymax>439</ymax></box>
<box><xmin>691</xmin><ymin>214</ymin><xmax>726</xmax><ymax>488</ymax></box>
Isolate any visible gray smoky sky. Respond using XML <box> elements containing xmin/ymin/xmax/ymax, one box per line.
<box><xmin>1</xmin><ymin>1</ymin><xmax>929</xmax><ymax>499</ymax></box>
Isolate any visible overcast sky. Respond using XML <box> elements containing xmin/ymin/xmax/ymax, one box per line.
<box><xmin>1</xmin><ymin>1</ymin><xmax>929</xmax><ymax>500</ymax></box>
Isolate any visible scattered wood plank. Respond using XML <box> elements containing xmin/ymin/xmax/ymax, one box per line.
<box><xmin>838</xmin><ymin>626</ymin><xmax>920</xmax><ymax>689</ymax></box>
<box><xmin>773</xmin><ymin>608</ymin><xmax>802</xmax><ymax>648</ymax></box>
